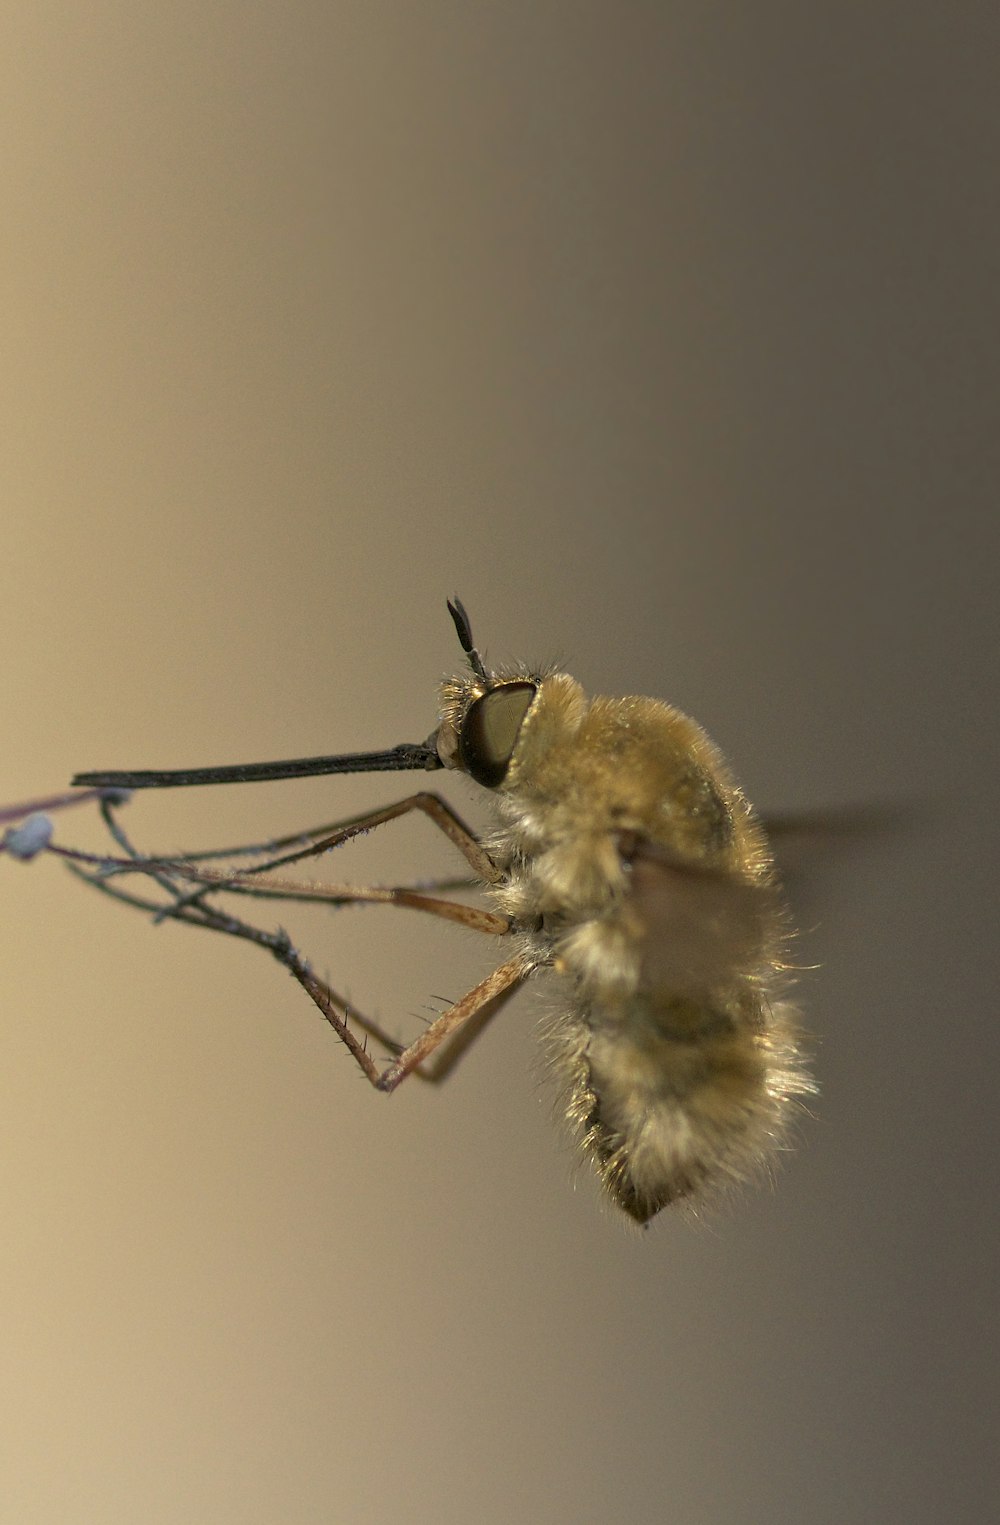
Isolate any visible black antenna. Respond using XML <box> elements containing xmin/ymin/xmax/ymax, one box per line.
<box><xmin>447</xmin><ymin>596</ymin><xmax>489</xmax><ymax>683</ymax></box>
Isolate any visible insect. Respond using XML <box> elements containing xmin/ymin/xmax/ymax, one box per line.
<box><xmin>73</xmin><ymin>600</ymin><xmax>814</xmax><ymax>1222</ymax></box>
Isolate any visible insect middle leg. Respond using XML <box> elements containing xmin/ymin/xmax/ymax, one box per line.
<box><xmin>124</xmin><ymin>790</ymin><xmax>498</xmax><ymax>923</ymax></box>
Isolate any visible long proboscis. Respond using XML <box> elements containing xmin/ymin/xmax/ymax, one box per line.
<box><xmin>72</xmin><ymin>741</ymin><xmax>444</xmax><ymax>790</ymax></box>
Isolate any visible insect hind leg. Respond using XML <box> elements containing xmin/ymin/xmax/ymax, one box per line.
<box><xmin>288</xmin><ymin>954</ymin><xmax>529</xmax><ymax>1088</ymax></box>
<box><xmin>78</xmin><ymin>802</ymin><xmax>528</xmax><ymax>1088</ymax></box>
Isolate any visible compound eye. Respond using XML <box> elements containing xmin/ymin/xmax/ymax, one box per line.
<box><xmin>458</xmin><ymin>682</ymin><xmax>537</xmax><ymax>788</ymax></box>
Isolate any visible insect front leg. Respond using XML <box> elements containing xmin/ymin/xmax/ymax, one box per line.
<box><xmin>110</xmin><ymin>791</ymin><xmax>499</xmax><ymax>923</ymax></box>
<box><xmin>245</xmin><ymin>792</ymin><xmax>502</xmax><ymax>885</ymax></box>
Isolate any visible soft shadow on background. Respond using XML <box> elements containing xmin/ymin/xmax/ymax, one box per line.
<box><xmin>2</xmin><ymin>7</ymin><xmax>996</xmax><ymax>1523</ymax></box>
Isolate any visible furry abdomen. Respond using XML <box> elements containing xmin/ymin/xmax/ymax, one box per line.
<box><xmin>553</xmin><ymin>983</ymin><xmax>807</xmax><ymax>1223</ymax></box>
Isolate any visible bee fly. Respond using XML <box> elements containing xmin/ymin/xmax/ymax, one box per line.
<box><xmin>73</xmin><ymin>601</ymin><xmax>814</xmax><ymax>1222</ymax></box>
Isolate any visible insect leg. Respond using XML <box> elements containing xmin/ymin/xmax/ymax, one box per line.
<box><xmin>156</xmin><ymin>865</ymin><xmax>509</xmax><ymax>934</ymax></box>
<box><xmin>69</xmin><ymin>858</ymin><xmax>389</xmax><ymax>1084</ymax></box>
<box><xmin>388</xmin><ymin>973</ymin><xmax>527</xmax><ymax>1085</ymax></box>
<box><xmin>72</xmin><ymin>817</ymin><xmax>524</xmax><ymax>1079</ymax></box>
<box><xmin>241</xmin><ymin>792</ymin><xmax>501</xmax><ymax>884</ymax></box>
<box><xmin>78</xmin><ymin>800</ymin><xmax>524</xmax><ymax>1087</ymax></box>
<box><xmin>285</xmin><ymin>955</ymin><xmax>530</xmax><ymax>1089</ymax></box>
<box><xmin>270</xmin><ymin>955</ymin><xmax>527</xmax><ymax>1086</ymax></box>
<box><xmin>159</xmin><ymin>909</ymin><xmax>528</xmax><ymax>1089</ymax></box>
<box><xmin>110</xmin><ymin>791</ymin><xmax>494</xmax><ymax>922</ymax></box>
<box><xmin>372</xmin><ymin>955</ymin><xmax>529</xmax><ymax>1091</ymax></box>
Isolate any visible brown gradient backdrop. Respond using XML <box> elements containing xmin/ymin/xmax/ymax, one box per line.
<box><xmin>1</xmin><ymin>7</ymin><xmax>995</xmax><ymax>1523</ymax></box>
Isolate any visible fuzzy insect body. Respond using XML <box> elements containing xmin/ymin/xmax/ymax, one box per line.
<box><xmin>72</xmin><ymin>602</ymin><xmax>813</xmax><ymax>1223</ymax></box>
<box><xmin>436</xmin><ymin>661</ymin><xmax>811</xmax><ymax>1222</ymax></box>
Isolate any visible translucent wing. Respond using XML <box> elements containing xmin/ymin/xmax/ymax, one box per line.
<box><xmin>627</xmin><ymin>804</ymin><xmax>913</xmax><ymax>995</ymax></box>
<box><xmin>762</xmin><ymin>801</ymin><xmax>917</xmax><ymax>911</ymax></box>
<box><xmin>623</xmin><ymin>839</ymin><xmax>780</xmax><ymax>996</ymax></box>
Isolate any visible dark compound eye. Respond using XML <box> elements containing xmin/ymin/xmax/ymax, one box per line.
<box><xmin>458</xmin><ymin>682</ymin><xmax>537</xmax><ymax>788</ymax></box>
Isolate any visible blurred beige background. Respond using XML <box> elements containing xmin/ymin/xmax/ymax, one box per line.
<box><xmin>1</xmin><ymin>6</ymin><xmax>996</xmax><ymax>1523</ymax></box>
